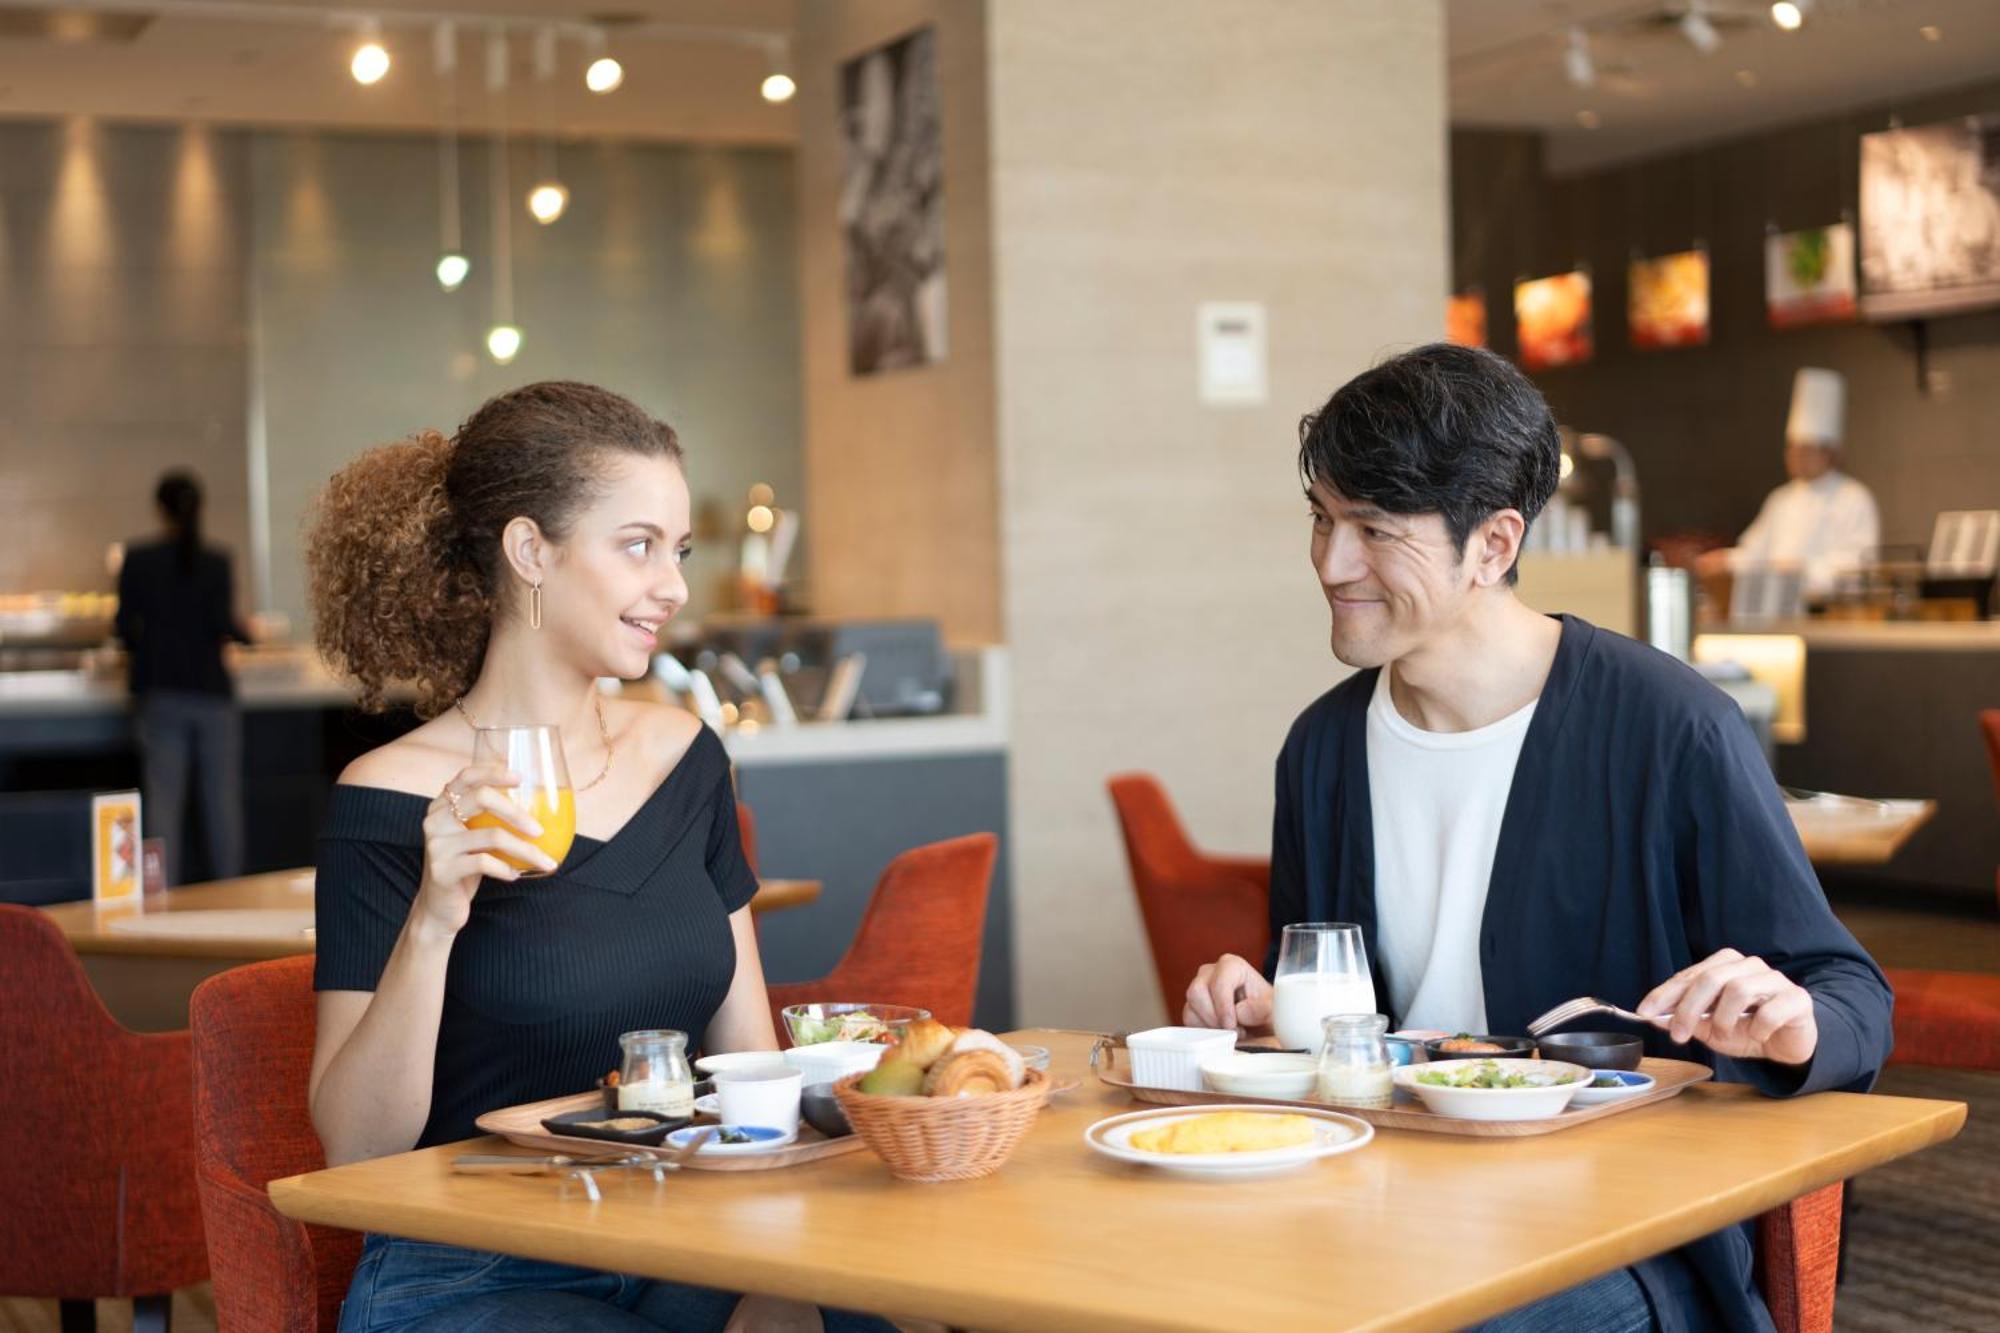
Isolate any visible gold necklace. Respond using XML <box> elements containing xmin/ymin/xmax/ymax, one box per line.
<box><xmin>453</xmin><ymin>691</ymin><xmax>614</xmax><ymax>793</ymax></box>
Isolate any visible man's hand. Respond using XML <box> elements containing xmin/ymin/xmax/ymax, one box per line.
<box><xmin>1182</xmin><ymin>954</ymin><xmax>1274</xmax><ymax>1033</ymax></box>
<box><xmin>1638</xmin><ymin>948</ymin><xmax>1818</xmax><ymax>1066</ymax></box>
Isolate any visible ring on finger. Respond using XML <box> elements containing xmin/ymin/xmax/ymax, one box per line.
<box><xmin>446</xmin><ymin>787</ymin><xmax>467</xmax><ymax>823</ymax></box>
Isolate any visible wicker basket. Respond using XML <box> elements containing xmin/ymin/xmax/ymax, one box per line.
<box><xmin>832</xmin><ymin>1068</ymin><xmax>1051</xmax><ymax>1182</ymax></box>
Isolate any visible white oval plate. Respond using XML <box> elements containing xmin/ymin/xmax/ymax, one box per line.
<box><xmin>1084</xmin><ymin>1104</ymin><xmax>1372</xmax><ymax>1179</ymax></box>
<box><xmin>1568</xmin><ymin>1070</ymin><xmax>1656</xmax><ymax>1107</ymax></box>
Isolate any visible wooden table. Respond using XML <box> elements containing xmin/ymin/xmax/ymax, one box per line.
<box><xmin>40</xmin><ymin>870</ymin><xmax>821</xmax><ymax>1031</ymax></box>
<box><xmin>270</xmin><ymin>1030</ymin><xmax>1965</xmax><ymax>1332</ymax></box>
<box><xmin>1790</xmin><ymin>799</ymin><xmax>1937</xmax><ymax>867</ymax></box>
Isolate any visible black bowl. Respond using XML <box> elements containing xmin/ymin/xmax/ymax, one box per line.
<box><xmin>540</xmin><ymin>1108</ymin><xmax>687</xmax><ymax>1146</ymax></box>
<box><xmin>1422</xmin><ymin>1034</ymin><xmax>1537</xmax><ymax>1062</ymax></box>
<box><xmin>800</xmin><ymin>1084</ymin><xmax>853</xmax><ymax>1138</ymax></box>
<box><xmin>1533</xmin><ymin>1031</ymin><xmax>1644</xmax><ymax>1071</ymax></box>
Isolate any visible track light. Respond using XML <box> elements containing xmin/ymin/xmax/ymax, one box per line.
<box><xmin>527</xmin><ymin>181</ymin><xmax>568</xmax><ymax>224</ymax></box>
<box><xmin>1771</xmin><ymin>2</ymin><xmax>1805</xmax><ymax>31</ymax></box>
<box><xmin>1563</xmin><ymin>27</ymin><xmax>1595</xmax><ymax>89</ymax></box>
<box><xmin>486</xmin><ymin>324</ymin><xmax>522</xmax><ymax>364</ymax></box>
<box><xmin>435</xmin><ymin>252</ymin><xmax>470</xmax><ymax>291</ymax></box>
<box><xmin>761</xmin><ymin>39</ymin><xmax>794</xmax><ymax>103</ymax></box>
<box><xmin>351</xmin><ymin>21</ymin><xmax>390</xmax><ymax>84</ymax></box>
<box><xmin>584</xmin><ymin>29</ymin><xmax>622</xmax><ymax>93</ymax></box>
<box><xmin>1681</xmin><ymin>4</ymin><xmax>1721</xmax><ymax>54</ymax></box>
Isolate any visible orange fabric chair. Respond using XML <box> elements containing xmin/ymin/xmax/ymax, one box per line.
<box><xmin>766</xmin><ymin>832</ymin><xmax>997</xmax><ymax>1031</ymax></box>
<box><xmin>736</xmin><ymin>799</ymin><xmax>759</xmax><ymax>875</ymax></box>
<box><xmin>1106</xmin><ymin>773</ymin><xmax>1270</xmax><ymax>1021</ymax></box>
<box><xmin>1757</xmin><ymin>1183</ymin><xmax>1844</xmax><ymax>1333</ymax></box>
<box><xmin>0</xmin><ymin>905</ymin><xmax>208</xmax><ymax>1331</ymax></box>
<box><xmin>191</xmin><ymin>955</ymin><xmax>361</xmax><ymax>1333</ymax></box>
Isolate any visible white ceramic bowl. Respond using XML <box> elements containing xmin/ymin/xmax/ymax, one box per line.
<box><xmin>781</xmin><ymin>1040</ymin><xmax>886</xmax><ymax>1087</ymax></box>
<box><xmin>1394</xmin><ymin>1058</ymin><xmax>1591</xmax><ymax>1120</ymax></box>
<box><xmin>1198</xmin><ymin>1051</ymin><xmax>1319</xmax><ymax>1100</ymax></box>
<box><xmin>1125</xmin><ymin>1027</ymin><xmax>1241</xmax><ymax>1092</ymax></box>
<box><xmin>694</xmin><ymin>1051</ymin><xmax>790</xmax><ymax>1078</ymax></box>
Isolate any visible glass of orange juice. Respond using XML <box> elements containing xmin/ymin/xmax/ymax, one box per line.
<box><xmin>467</xmin><ymin>725</ymin><xmax>576</xmax><ymax>877</ymax></box>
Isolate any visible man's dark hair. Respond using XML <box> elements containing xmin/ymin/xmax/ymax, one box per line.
<box><xmin>1298</xmin><ymin>343</ymin><xmax>1561</xmax><ymax>585</ymax></box>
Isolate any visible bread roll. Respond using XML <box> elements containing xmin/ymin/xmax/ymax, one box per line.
<box><xmin>922</xmin><ymin>1048</ymin><xmax>1014</xmax><ymax>1097</ymax></box>
<box><xmin>894</xmin><ymin>1019</ymin><xmax>959</xmax><ymax>1071</ymax></box>
<box><xmin>946</xmin><ymin>1029</ymin><xmax>1025</xmax><ymax>1089</ymax></box>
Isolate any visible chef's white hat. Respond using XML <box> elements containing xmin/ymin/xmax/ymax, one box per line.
<box><xmin>1785</xmin><ymin>368</ymin><xmax>1845</xmax><ymax>448</ymax></box>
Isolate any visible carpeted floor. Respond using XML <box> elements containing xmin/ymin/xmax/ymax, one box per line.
<box><xmin>1835</xmin><ymin>1065</ymin><xmax>1999</xmax><ymax>1333</ymax></box>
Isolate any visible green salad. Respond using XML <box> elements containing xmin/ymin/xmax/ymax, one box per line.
<box><xmin>1416</xmin><ymin>1060</ymin><xmax>1569</xmax><ymax>1090</ymax></box>
<box><xmin>791</xmin><ymin>1010</ymin><xmax>894</xmax><ymax>1045</ymax></box>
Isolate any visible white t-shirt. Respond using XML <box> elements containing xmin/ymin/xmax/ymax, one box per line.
<box><xmin>1366</xmin><ymin>667</ymin><xmax>1537</xmax><ymax>1033</ymax></box>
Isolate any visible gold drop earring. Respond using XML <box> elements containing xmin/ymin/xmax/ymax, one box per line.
<box><xmin>530</xmin><ymin>581</ymin><xmax>543</xmax><ymax>630</ymax></box>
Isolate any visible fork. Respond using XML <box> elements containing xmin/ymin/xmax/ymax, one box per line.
<box><xmin>1527</xmin><ymin>995</ymin><xmax>1758</xmax><ymax>1038</ymax></box>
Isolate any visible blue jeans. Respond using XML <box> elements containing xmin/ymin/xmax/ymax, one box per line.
<box><xmin>1463</xmin><ymin>1266</ymin><xmax>1656</xmax><ymax>1332</ymax></box>
<box><xmin>338</xmin><ymin>1234</ymin><xmax>896</xmax><ymax>1333</ymax></box>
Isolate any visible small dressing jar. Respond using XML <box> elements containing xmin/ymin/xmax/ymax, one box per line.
<box><xmin>617</xmin><ymin>1029</ymin><xmax>695</xmax><ymax>1119</ymax></box>
<box><xmin>1317</xmin><ymin>1013</ymin><xmax>1394</xmax><ymax>1110</ymax></box>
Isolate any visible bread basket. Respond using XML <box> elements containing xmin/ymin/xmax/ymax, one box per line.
<box><xmin>832</xmin><ymin>1068</ymin><xmax>1050</xmax><ymax>1181</ymax></box>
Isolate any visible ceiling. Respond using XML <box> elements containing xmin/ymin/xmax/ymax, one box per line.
<box><xmin>0</xmin><ymin>0</ymin><xmax>799</xmax><ymax>143</ymax></box>
<box><xmin>1450</xmin><ymin>0</ymin><xmax>2000</xmax><ymax>173</ymax></box>
<box><xmin>0</xmin><ymin>0</ymin><xmax>1992</xmax><ymax>164</ymax></box>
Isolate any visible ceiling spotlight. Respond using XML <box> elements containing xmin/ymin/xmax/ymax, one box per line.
<box><xmin>1919</xmin><ymin>24</ymin><xmax>1942</xmax><ymax>42</ymax></box>
<box><xmin>1681</xmin><ymin>4</ymin><xmax>1721</xmax><ymax>54</ymax></box>
<box><xmin>1770</xmin><ymin>2</ymin><xmax>1805</xmax><ymax>31</ymax></box>
<box><xmin>435</xmin><ymin>252</ymin><xmax>470</xmax><ymax>291</ymax></box>
<box><xmin>527</xmin><ymin>181</ymin><xmax>568</xmax><ymax>224</ymax></box>
<box><xmin>761</xmin><ymin>72</ymin><xmax>796</xmax><ymax>104</ymax></box>
<box><xmin>1563</xmin><ymin>27</ymin><xmax>1595</xmax><ymax>89</ymax></box>
<box><xmin>486</xmin><ymin>324</ymin><xmax>522</xmax><ymax>364</ymax></box>
<box><xmin>586</xmin><ymin>55</ymin><xmax>624</xmax><ymax>93</ymax></box>
<box><xmin>351</xmin><ymin>21</ymin><xmax>390</xmax><ymax>84</ymax></box>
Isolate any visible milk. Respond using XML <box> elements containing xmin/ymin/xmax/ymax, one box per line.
<box><xmin>1272</xmin><ymin>973</ymin><xmax>1376</xmax><ymax>1053</ymax></box>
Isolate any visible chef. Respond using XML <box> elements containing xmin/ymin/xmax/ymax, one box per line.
<box><xmin>1698</xmin><ymin>368</ymin><xmax>1880</xmax><ymax>600</ymax></box>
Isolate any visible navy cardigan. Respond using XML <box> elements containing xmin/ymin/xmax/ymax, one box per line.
<box><xmin>1266</xmin><ymin>614</ymin><xmax>1893</xmax><ymax>1331</ymax></box>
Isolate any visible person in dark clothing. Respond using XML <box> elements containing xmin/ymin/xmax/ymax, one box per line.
<box><xmin>115</xmin><ymin>470</ymin><xmax>251</xmax><ymax>884</ymax></box>
<box><xmin>1184</xmin><ymin>344</ymin><xmax>1893</xmax><ymax>1333</ymax></box>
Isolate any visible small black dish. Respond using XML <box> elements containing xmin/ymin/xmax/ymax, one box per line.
<box><xmin>540</xmin><ymin>1108</ymin><xmax>688</xmax><ymax>1147</ymax></box>
<box><xmin>1423</xmin><ymin>1034</ymin><xmax>1538</xmax><ymax>1061</ymax></box>
<box><xmin>800</xmin><ymin>1084</ymin><xmax>853</xmax><ymax>1139</ymax></box>
<box><xmin>1533</xmin><ymin>1031</ymin><xmax>1644</xmax><ymax>1071</ymax></box>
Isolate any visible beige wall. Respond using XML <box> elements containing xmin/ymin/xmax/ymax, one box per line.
<box><xmin>988</xmin><ymin>0</ymin><xmax>1450</xmax><ymax>1028</ymax></box>
<box><xmin>794</xmin><ymin>0</ymin><xmax>1002</xmax><ymax>643</ymax></box>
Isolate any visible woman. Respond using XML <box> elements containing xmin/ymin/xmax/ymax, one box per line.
<box><xmin>115</xmin><ymin>470</ymin><xmax>250</xmax><ymax>885</ymax></box>
<box><xmin>307</xmin><ymin>382</ymin><xmax>887</xmax><ymax>1333</ymax></box>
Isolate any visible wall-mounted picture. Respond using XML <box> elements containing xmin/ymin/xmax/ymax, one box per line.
<box><xmin>1446</xmin><ymin>290</ymin><xmax>1487</xmax><ymax>348</ymax></box>
<box><xmin>841</xmin><ymin>26</ymin><xmax>947</xmax><ymax>376</ymax></box>
<box><xmin>1859</xmin><ymin>115</ymin><xmax>2000</xmax><ymax>320</ymax></box>
<box><xmin>1628</xmin><ymin>249</ymin><xmax>1710</xmax><ymax>349</ymax></box>
<box><xmin>1766</xmin><ymin>223</ymin><xmax>1858</xmax><ymax>328</ymax></box>
<box><xmin>1514</xmin><ymin>270</ymin><xmax>1592</xmax><ymax>370</ymax></box>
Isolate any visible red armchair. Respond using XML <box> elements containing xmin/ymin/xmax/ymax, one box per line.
<box><xmin>191</xmin><ymin>955</ymin><xmax>361</xmax><ymax>1332</ymax></box>
<box><xmin>0</xmin><ymin>905</ymin><xmax>208</xmax><ymax>1331</ymax></box>
<box><xmin>766</xmin><ymin>833</ymin><xmax>997</xmax><ymax>1031</ymax></box>
<box><xmin>1106</xmin><ymin>773</ymin><xmax>1270</xmax><ymax>1022</ymax></box>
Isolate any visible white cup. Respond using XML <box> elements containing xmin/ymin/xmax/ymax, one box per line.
<box><xmin>714</xmin><ymin>1066</ymin><xmax>803</xmax><ymax>1135</ymax></box>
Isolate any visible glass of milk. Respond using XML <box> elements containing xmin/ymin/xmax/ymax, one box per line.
<box><xmin>1271</xmin><ymin>923</ymin><xmax>1375</xmax><ymax>1054</ymax></box>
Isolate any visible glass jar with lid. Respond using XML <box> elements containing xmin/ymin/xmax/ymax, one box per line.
<box><xmin>617</xmin><ymin>1029</ymin><xmax>694</xmax><ymax>1119</ymax></box>
<box><xmin>1317</xmin><ymin>1012</ymin><xmax>1393</xmax><ymax>1109</ymax></box>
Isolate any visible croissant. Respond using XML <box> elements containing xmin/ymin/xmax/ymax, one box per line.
<box><xmin>922</xmin><ymin>1048</ymin><xmax>1014</xmax><ymax>1097</ymax></box>
<box><xmin>945</xmin><ymin>1029</ymin><xmax>1025</xmax><ymax>1089</ymax></box>
<box><xmin>895</xmin><ymin>1018</ymin><xmax>960</xmax><ymax>1071</ymax></box>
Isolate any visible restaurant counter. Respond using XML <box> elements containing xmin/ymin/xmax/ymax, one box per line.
<box><xmin>1694</xmin><ymin>619</ymin><xmax>2000</xmax><ymax>904</ymax></box>
<box><xmin>0</xmin><ymin>646</ymin><xmax>1017</xmax><ymax>1028</ymax></box>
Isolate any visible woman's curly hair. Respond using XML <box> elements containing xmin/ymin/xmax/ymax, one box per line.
<box><xmin>307</xmin><ymin>381</ymin><xmax>682</xmax><ymax>717</ymax></box>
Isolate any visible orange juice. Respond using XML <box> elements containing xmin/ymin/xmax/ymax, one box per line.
<box><xmin>467</xmin><ymin>788</ymin><xmax>576</xmax><ymax>876</ymax></box>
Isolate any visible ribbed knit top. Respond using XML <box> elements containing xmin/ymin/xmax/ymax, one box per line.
<box><xmin>313</xmin><ymin>725</ymin><xmax>757</xmax><ymax>1148</ymax></box>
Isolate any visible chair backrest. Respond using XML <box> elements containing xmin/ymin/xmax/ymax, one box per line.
<box><xmin>1756</xmin><ymin>1182</ymin><xmax>1843</xmax><ymax>1333</ymax></box>
<box><xmin>191</xmin><ymin>955</ymin><xmax>360</xmax><ymax>1333</ymax></box>
<box><xmin>0</xmin><ymin>905</ymin><xmax>207</xmax><ymax>1298</ymax></box>
<box><xmin>767</xmin><ymin>832</ymin><xmax>997</xmax><ymax>1030</ymax></box>
<box><xmin>736</xmin><ymin>799</ymin><xmax>759</xmax><ymax>875</ymax></box>
<box><xmin>1106</xmin><ymin>774</ymin><xmax>1271</xmax><ymax>1021</ymax></box>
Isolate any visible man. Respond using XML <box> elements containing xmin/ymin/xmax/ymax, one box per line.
<box><xmin>1184</xmin><ymin>344</ymin><xmax>1892</xmax><ymax>1332</ymax></box>
<box><xmin>1696</xmin><ymin>367</ymin><xmax>1880</xmax><ymax>606</ymax></box>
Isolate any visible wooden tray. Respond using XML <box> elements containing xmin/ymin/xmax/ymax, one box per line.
<box><xmin>476</xmin><ymin>1091</ymin><xmax>870</xmax><ymax>1171</ymax></box>
<box><xmin>1095</xmin><ymin>1054</ymin><xmax>1713</xmax><ymax>1137</ymax></box>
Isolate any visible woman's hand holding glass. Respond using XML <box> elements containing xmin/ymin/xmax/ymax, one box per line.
<box><xmin>416</xmin><ymin>762</ymin><xmax>557</xmax><ymax>938</ymax></box>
